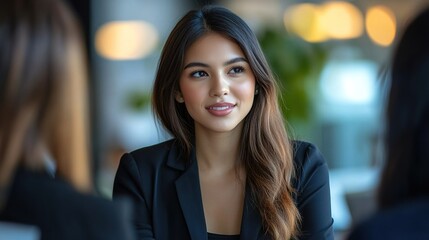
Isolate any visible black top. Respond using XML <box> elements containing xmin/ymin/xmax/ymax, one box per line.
<box><xmin>208</xmin><ymin>232</ymin><xmax>240</xmax><ymax>240</ymax></box>
<box><xmin>0</xmin><ymin>168</ymin><xmax>135</xmax><ymax>240</ymax></box>
<box><xmin>347</xmin><ymin>197</ymin><xmax>429</xmax><ymax>240</ymax></box>
<box><xmin>113</xmin><ymin>139</ymin><xmax>334</xmax><ymax>239</ymax></box>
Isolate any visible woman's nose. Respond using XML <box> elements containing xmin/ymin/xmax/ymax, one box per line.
<box><xmin>209</xmin><ymin>75</ymin><xmax>229</xmax><ymax>97</ymax></box>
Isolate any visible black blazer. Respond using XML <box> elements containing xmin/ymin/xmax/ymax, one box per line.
<box><xmin>0</xmin><ymin>168</ymin><xmax>135</xmax><ymax>240</ymax></box>
<box><xmin>113</xmin><ymin>139</ymin><xmax>334</xmax><ymax>240</ymax></box>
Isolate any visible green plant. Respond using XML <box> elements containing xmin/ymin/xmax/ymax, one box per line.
<box><xmin>126</xmin><ymin>90</ymin><xmax>151</xmax><ymax>111</ymax></box>
<box><xmin>258</xmin><ymin>27</ymin><xmax>327</xmax><ymax>124</ymax></box>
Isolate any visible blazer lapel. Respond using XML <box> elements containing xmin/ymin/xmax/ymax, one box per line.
<box><xmin>168</xmin><ymin>142</ymin><xmax>263</xmax><ymax>239</ymax></box>
<box><xmin>240</xmin><ymin>184</ymin><xmax>263</xmax><ymax>240</ymax></box>
<box><xmin>175</xmin><ymin>150</ymin><xmax>207</xmax><ymax>240</ymax></box>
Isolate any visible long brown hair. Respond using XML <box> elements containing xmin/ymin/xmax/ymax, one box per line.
<box><xmin>152</xmin><ymin>5</ymin><xmax>300</xmax><ymax>239</ymax></box>
<box><xmin>0</xmin><ymin>0</ymin><xmax>91</xmax><ymax>195</ymax></box>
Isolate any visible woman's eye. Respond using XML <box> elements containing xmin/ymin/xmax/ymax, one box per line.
<box><xmin>229</xmin><ymin>66</ymin><xmax>244</xmax><ymax>75</ymax></box>
<box><xmin>190</xmin><ymin>71</ymin><xmax>208</xmax><ymax>78</ymax></box>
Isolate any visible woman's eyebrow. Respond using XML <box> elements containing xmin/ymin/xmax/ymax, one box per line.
<box><xmin>183</xmin><ymin>62</ymin><xmax>209</xmax><ymax>70</ymax></box>
<box><xmin>224</xmin><ymin>57</ymin><xmax>247</xmax><ymax>66</ymax></box>
<box><xmin>183</xmin><ymin>57</ymin><xmax>248</xmax><ymax>70</ymax></box>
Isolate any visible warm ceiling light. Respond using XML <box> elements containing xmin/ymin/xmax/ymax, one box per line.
<box><xmin>320</xmin><ymin>1</ymin><xmax>364</xmax><ymax>39</ymax></box>
<box><xmin>95</xmin><ymin>21</ymin><xmax>159</xmax><ymax>60</ymax></box>
<box><xmin>284</xmin><ymin>3</ymin><xmax>328</xmax><ymax>42</ymax></box>
<box><xmin>366</xmin><ymin>5</ymin><xmax>396</xmax><ymax>47</ymax></box>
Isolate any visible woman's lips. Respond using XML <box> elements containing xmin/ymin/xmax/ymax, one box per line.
<box><xmin>206</xmin><ymin>102</ymin><xmax>236</xmax><ymax>116</ymax></box>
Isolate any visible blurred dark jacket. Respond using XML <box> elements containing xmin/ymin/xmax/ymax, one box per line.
<box><xmin>0</xmin><ymin>168</ymin><xmax>135</xmax><ymax>240</ymax></box>
<box><xmin>347</xmin><ymin>198</ymin><xmax>429</xmax><ymax>240</ymax></box>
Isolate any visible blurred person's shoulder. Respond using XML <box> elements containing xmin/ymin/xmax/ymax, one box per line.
<box><xmin>347</xmin><ymin>197</ymin><xmax>429</xmax><ymax>240</ymax></box>
<box><xmin>0</xmin><ymin>168</ymin><xmax>135</xmax><ymax>240</ymax></box>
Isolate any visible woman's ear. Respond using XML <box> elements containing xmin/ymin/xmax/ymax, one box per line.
<box><xmin>255</xmin><ymin>85</ymin><xmax>259</xmax><ymax>95</ymax></box>
<box><xmin>175</xmin><ymin>92</ymin><xmax>185</xmax><ymax>103</ymax></box>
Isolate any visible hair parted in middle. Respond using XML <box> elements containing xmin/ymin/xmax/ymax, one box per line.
<box><xmin>152</xmin><ymin>5</ymin><xmax>300</xmax><ymax>239</ymax></box>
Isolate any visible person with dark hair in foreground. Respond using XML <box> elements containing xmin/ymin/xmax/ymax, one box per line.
<box><xmin>0</xmin><ymin>0</ymin><xmax>134</xmax><ymax>239</ymax></box>
<box><xmin>113</xmin><ymin>5</ymin><xmax>333</xmax><ymax>240</ymax></box>
<box><xmin>347</xmin><ymin>6</ymin><xmax>429</xmax><ymax>240</ymax></box>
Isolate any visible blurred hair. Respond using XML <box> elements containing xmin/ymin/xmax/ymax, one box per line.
<box><xmin>378</xmin><ymin>6</ymin><xmax>429</xmax><ymax>208</ymax></box>
<box><xmin>152</xmin><ymin>5</ymin><xmax>300</xmax><ymax>239</ymax></box>
<box><xmin>0</xmin><ymin>0</ymin><xmax>91</xmax><ymax>193</ymax></box>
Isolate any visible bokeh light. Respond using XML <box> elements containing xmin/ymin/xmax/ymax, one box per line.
<box><xmin>95</xmin><ymin>21</ymin><xmax>159</xmax><ymax>60</ymax></box>
<box><xmin>366</xmin><ymin>5</ymin><xmax>396</xmax><ymax>47</ymax></box>
<box><xmin>284</xmin><ymin>3</ymin><xmax>328</xmax><ymax>42</ymax></box>
<box><xmin>320</xmin><ymin>1</ymin><xmax>364</xmax><ymax>39</ymax></box>
<box><xmin>284</xmin><ymin>1</ymin><xmax>364</xmax><ymax>42</ymax></box>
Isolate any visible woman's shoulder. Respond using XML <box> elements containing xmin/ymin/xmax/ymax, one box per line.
<box><xmin>290</xmin><ymin>141</ymin><xmax>334</xmax><ymax>239</ymax></box>
<box><xmin>129</xmin><ymin>138</ymin><xmax>176</xmax><ymax>157</ymax></box>
<box><xmin>292</xmin><ymin>140</ymin><xmax>326</xmax><ymax>168</ymax></box>
<box><xmin>119</xmin><ymin>138</ymin><xmax>180</xmax><ymax>169</ymax></box>
<box><xmin>291</xmin><ymin>140</ymin><xmax>329</xmax><ymax>191</ymax></box>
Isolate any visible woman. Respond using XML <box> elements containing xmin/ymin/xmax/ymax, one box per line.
<box><xmin>347</xmin><ymin>6</ymin><xmax>429</xmax><ymax>240</ymax></box>
<box><xmin>0</xmin><ymin>0</ymin><xmax>134</xmax><ymax>239</ymax></box>
<box><xmin>113</xmin><ymin>5</ymin><xmax>333</xmax><ymax>240</ymax></box>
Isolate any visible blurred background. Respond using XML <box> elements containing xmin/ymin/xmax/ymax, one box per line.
<box><xmin>65</xmin><ymin>0</ymin><xmax>429</xmax><ymax>238</ymax></box>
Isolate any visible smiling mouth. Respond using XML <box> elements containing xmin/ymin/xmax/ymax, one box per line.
<box><xmin>207</xmin><ymin>105</ymin><xmax>235</xmax><ymax>111</ymax></box>
<box><xmin>205</xmin><ymin>103</ymin><xmax>236</xmax><ymax>116</ymax></box>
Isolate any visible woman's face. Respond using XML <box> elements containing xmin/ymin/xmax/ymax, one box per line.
<box><xmin>177</xmin><ymin>32</ymin><xmax>256</xmax><ymax>135</ymax></box>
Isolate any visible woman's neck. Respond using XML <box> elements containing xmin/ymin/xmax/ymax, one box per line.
<box><xmin>194</xmin><ymin>127</ymin><xmax>242</xmax><ymax>173</ymax></box>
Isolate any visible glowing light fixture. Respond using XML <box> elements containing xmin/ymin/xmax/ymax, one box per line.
<box><xmin>320</xmin><ymin>1</ymin><xmax>363</xmax><ymax>39</ymax></box>
<box><xmin>284</xmin><ymin>1</ymin><xmax>363</xmax><ymax>42</ymax></box>
<box><xmin>366</xmin><ymin>6</ymin><xmax>396</xmax><ymax>47</ymax></box>
<box><xmin>95</xmin><ymin>21</ymin><xmax>159</xmax><ymax>60</ymax></box>
<box><xmin>284</xmin><ymin>3</ymin><xmax>328</xmax><ymax>42</ymax></box>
